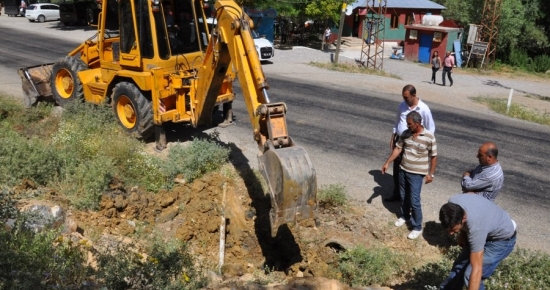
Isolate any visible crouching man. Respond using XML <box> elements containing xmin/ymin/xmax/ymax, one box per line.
<box><xmin>439</xmin><ymin>194</ymin><xmax>517</xmax><ymax>290</ymax></box>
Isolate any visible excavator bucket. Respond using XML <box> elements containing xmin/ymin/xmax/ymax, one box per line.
<box><xmin>258</xmin><ymin>141</ymin><xmax>317</xmax><ymax>237</ymax></box>
<box><xmin>18</xmin><ymin>63</ymin><xmax>54</xmax><ymax>108</ymax></box>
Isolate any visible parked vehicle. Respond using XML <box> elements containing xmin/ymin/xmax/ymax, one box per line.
<box><xmin>206</xmin><ymin>18</ymin><xmax>275</xmax><ymax>62</ymax></box>
<box><xmin>252</xmin><ymin>30</ymin><xmax>274</xmax><ymax>61</ymax></box>
<box><xmin>59</xmin><ymin>1</ymin><xmax>100</xmax><ymax>26</ymax></box>
<box><xmin>4</xmin><ymin>0</ymin><xmax>50</xmax><ymax>17</ymax></box>
<box><xmin>25</xmin><ymin>3</ymin><xmax>60</xmax><ymax>22</ymax></box>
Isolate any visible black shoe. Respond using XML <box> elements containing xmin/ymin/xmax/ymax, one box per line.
<box><xmin>384</xmin><ymin>196</ymin><xmax>400</xmax><ymax>202</ymax></box>
<box><xmin>450</xmin><ymin>82</ymin><xmax>453</xmax><ymax>87</ymax></box>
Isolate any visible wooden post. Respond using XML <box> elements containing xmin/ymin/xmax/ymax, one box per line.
<box><xmin>334</xmin><ymin>3</ymin><xmax>347</xmax><ymax>63</ymax></box>
<box><xmin>218</xmin><ymin>183</ymin><xmax>227</xmax><ymax>273</ymax></box>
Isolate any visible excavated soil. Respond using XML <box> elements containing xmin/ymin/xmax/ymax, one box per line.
<box><xmin>18</xmin><ymin>165</ymin><xmax>451</xmax><ymax>289</ymax></box>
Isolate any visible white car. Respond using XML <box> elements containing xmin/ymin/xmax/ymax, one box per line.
<box><xmin>252</xmin><ymin>30</ymin><xmax>274</xmax><ymax>61</ymax></box>
<box><xmin>26</xmin><ymin>3</ymin><xmax>60</xmax><ymax>23</ymax></box>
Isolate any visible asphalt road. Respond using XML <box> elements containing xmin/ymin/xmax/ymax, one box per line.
<box><xmin>0</xmin><ymin>18</ymin><xmax>548</xmax><ymax>252</ymax></box>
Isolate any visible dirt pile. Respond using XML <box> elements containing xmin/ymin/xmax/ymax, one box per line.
<box><xmin>15</xmin><ymin>167</ymin><xmax>447</xmax><ymax>288</ymax></box>
<box><xmin>67</xmin><ymin>170</ymin><xmax>361</xmax><ymax>282</ymax></box>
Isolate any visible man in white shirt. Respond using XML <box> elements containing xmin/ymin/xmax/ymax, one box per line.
<box><xmin>385</xmin><ymin>84</ymin><xmax>435</xmax><ymax>202</ymax></box>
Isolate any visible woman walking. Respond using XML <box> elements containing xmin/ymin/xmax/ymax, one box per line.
<box><xmin>442</xmin><ymin>51</ymin><xmax>454</xmax><ymax>86</ymax></box>
<box><xmin>431</xmin><ymin>51</ymin><xmax>441</xmax><ymax>84</ymax></box>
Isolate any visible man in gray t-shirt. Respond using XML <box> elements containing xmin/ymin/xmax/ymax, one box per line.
<box><xmin>439</xmin><ymin>194</ymin><xmax>516</xmax><ymax>290</ymax></box>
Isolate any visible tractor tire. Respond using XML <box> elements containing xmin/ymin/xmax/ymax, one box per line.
<box><xmin>50</xmin><ymin>56</ymin><xmax>87</xmax><ymax>107</ymax></box>
<box><xmin>112</xmin><ymin>82</ymin><xmax>154</xmax><ymax>140</ymax></box>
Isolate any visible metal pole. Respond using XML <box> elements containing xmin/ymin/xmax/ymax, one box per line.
<box><xmin>334</xmin><ymin>3</ymin><xmax>347</xmax><ymax>63</ymax></box>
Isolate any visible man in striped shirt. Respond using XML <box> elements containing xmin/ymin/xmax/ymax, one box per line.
<box><xmin>382</xmin><ymin>111</ymin><xmax>438</xmax><ymax>240</ymax></box>
<box><xmin>462</xmin><ymin>142</ymin><xmax>504</xmax><ymax>201</ymax></box>
<box><xmin>386</xmin><ymin>84</ymin><xmax>435</xmax><ymax>203</ymax></box>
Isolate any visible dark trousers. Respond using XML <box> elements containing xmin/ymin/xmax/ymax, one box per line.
<box><xmin>392</xmin><ymin>153</ymin><xmax>403</xmax><ymax>199</ymax></box>
<box><xmin>399</xmin><ymin>170</ymin><xmax>424</xmax><ymax>230</ymax></box>
<box><xmin>431</xmin><ymin>67</ymin><xmax>439</xmax><ymax>83</ymax></box>
<box><xmin>442</xmin><ymin>66</ymin><xmax>453</xmax><ymax>86</ymax></box>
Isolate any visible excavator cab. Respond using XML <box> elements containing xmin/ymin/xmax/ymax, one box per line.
<box><xmin>18</xmin><ymin>0</ymin><xmax>317</xmax><ymax>237</ymax></box>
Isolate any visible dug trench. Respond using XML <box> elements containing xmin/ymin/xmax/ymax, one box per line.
<box><xmin>12</xmin><ymin>137</ymin><xmax>453</xmax><ymax>289</ymax></box>
<box><xmin>76</xmin><ymin>170</ymin><xmax>351</xmax><ymax>282</ymax></box>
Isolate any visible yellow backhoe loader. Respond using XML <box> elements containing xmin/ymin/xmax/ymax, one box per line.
<box><xmin>18</xmin><ymin>0</ymin><xmax>315</xmax><ymax>237</ymax></box>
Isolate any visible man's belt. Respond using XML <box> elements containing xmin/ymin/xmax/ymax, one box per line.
<box><xmin>488</xmin><ymin>230</ymin><xmax>516</xmax><ymax>242</ymax></box>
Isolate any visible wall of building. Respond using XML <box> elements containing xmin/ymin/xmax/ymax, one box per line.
<box><xmin>349</xmin><ymin>8</ymin><xmax>443</xmax><ymax>42</ymax></box>
<box><xmin>404</xmin><ymin>28</ymin><xmax>452</xmax><ymax>63</ymax></box>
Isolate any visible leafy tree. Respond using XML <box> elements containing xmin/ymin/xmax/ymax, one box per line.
<box><xmin>305</xmin><ymin>0</ymin><xmax>347</xmax><ymax>24</ymax></box>
<box><xmin>434</xmin><ymin>0</ymin><xmax>549</xmax><ymax>61</ymax></box>
<box><xmin>433</xmin><ymin>0</ymin><xmax>479</xmax><ymax>27</ymax></box>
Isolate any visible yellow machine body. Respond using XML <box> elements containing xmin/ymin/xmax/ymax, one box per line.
<box><xmin>19</xmin><ymin>0</ymin><xmax>316</xmax><ymax>236</ymax></box>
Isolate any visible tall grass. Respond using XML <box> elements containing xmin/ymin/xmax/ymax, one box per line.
<box><xmin>472</xmin><ymin>97</ymin><xmax>550</xmax><ymax>126</ymax></box>
<box><xmin>163</xmin><ymin>138</ymin><xmax>230</xmax><ymax>185</ymax></box>
<box><xmin>309</xmin><ymin>61</ymin><xmax>402</xmax><ymax>79</ymax></box>
<box><xmin>318</xmin><ymin>183</ymin><xmax>347</xmax><ymax>208</ymax></box>
<box><xmin>338</xmin><ymin>246</ymin><xmax>406</xmax><ymax>287</ymax></box>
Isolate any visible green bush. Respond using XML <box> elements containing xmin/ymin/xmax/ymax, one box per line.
<box><xmin>95</xmin><ymin>238</ymin><xmax>206</xmax><ymax>289</ymax></box>
<box><xmin>0</xmin><ymin>217</ymin><xmax>206</xmax><ymax>289</ymax></box>
<box><xmin>0</xmin><ymin>226</ymin><xmax>91</xmax><ymax>290</ymax></box>
<box><xmin>507</xmin><ymin>48</ymin><xmax>531</xmax><ymax>69</ymax></box>
<box><xmin>0</xmin><ymin>98</ymin><xmax>59</xmax><ymax>186</ymax></box>
<box><xmin>0</xmin><ymin>97</ymin><xmax>234</xmax><ymax>209</ymax></box>
<box><xmin>529</xmin><ymin>54</ymin><xmax>550</xmax><ymax>73</ymax></box>
<box><xmin>164</xmin><ymin>138</ymin><xmax>230</xmax><ymax>184</ymax></box>
<box><xmin>58</xmin><ymin>156</ymin><xmax>116</xmax><ymax>210</ymax></box>
<box><xmin>0</xmin><ymin>95</ymin><xmax>55</xmax><ymax>136</ymax></box>
<box><xmin>338</xmin><ymin>246</ymin><xmax>405</xmax><ymax>287</ymax></box>
<box><xmin>318</xmin><ymin>183</ymin><xmax>347</xmax><ymax>208</ymax></box>
<box><xmin>486</xmin><ymin>248</ymin><xmax>550</xmax><ymax>289</ymax></box>
<box><xmin>0</xmin><ymin>129</ymin><xmax>62</xmax><ymax>186</ymax></box>
<box><xmin>410</xmin><ymin>246</ymin><xmax>461</xmax><ymax>288</ymax></box>
<box><xmin>0</xmin><ymin>188</ymin><xmax>18</xmax><ymax>221</ymax></box>
<box><xmin>408</xmin><ymin>246</ymin><xmax>550</xmax><ymax>290</ymax></box>
<box><xmin>51</xmin><ymin>103</ymin><xmax>166</xmax><ymax>208</ymax></box>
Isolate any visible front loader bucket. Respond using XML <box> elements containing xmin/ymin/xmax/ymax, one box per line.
<box><xmin>258</xmin><ymin>141</ymin><xmax>317</xmax><ymax>237</ymax></box>
<box><xmin>17</xmin><ymin>63</ymin><xmax>54</xmax><ymax>108</ymax></box>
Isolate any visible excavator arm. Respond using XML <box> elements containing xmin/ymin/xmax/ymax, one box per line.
<box><xmin>194</xmin><ymin>0</ymin><xmax>316</xmax><ymax>236</ymax></box>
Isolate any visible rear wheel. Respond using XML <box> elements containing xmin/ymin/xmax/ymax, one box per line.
<box><xmin>37</xmin><ymin>15</ymin><xmax>45</xmax><ymax>22</ymax></box>
<box><xmin>50</xmin><ymin>56</ymin><xmax>88</xmax><ymax>106</ymax></box>
<box><xmin>112</xmin><ymin>82</ymin><xmax>154</xmax><ymax>140</ymax></box>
